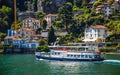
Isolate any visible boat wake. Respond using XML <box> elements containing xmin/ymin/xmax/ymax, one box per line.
<box><xmin>103</xmin><ymin>60</ymin><xmax>120</xmax><ymax>66</ymax></box>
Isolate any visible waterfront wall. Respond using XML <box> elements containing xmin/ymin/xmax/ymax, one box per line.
<box><xmin>4</xmin><ymin>48</ymin><xmax>36</xmax><ymax>54</ymax></box>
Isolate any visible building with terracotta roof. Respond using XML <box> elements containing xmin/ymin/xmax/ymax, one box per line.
<box><xmin>112</xmin><ymin>1</ymin><xmax>120</xmax><ymax>9</ymax></box>
<box><xmin>22</xmin><ymin>18</ymin><xmax>41</xmax><ymax>30</ymax></box>
<box><xmin>95</xmin><ymin>4</ymin><xmax>112</xmax><ymax>16</ymax></box>
<box><xmin>45</xmin><ymin>14</ymin><xmax>57</xmax><ymax>28</ymax></box>
<box><xmin>4</xmin><ymin>29</ymin><xmax>39</xmax><ymax>49</ymax></box>
<box><xmin>83</xmin><ymin>25</ymin><xmax>108</xmax><ymax>43</ymax></box>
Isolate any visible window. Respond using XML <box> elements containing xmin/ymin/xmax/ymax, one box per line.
<box><xmin>103</xmin><ymin>34</ymin><xmax>106</xmax><ymax>37</ymax></box>
<box><xmin>52</xmin><ymin>52</ymin><xmax>54</xmax><ymax>55</ymax></box>
<box><xmin>86</xmin><ymin>30</ymin><xmax>89</xmax><ymax>33</ymax></box>
<box><xmin>58</xmin><ymin>52</ymin><xmax>60</xmax><ymax>55</ymax></box>
<box><xmin>94</xmin><ymin>29</ymin><xmax>97</xmax><ymax>32</ymax></box>
<box><xmin>77</xmin><ymin>55</ymin><xmax>80</xmax><ymax>58</ymax></box>
<box><xmin>89</xmin><ymin>55</ymin><xmax>92</xmax><ymax>58</ymax></box>
<box><xmin>54</xmin><ymin>52</ymin><xmax>57</xmax><ymax>55</ymax></box>
<box><xmin>90</xmin><ymin>29</ymin><xmax>92</xmax><ymax>33</ymax></box>
<box><xmin>85</xmin><ymin>55</ymin><xmax>88</xmax><ymax>58</ymax></box>
<box><xmin>74</xmin><ymin>55</ymin><xmax>77</xmax><ymax>57</ymax></box>
<box><xmin>98</xmin><ymin>34</ymin><xmax>100</xmax><ymax>37</ymax></box>
<box><xmin>98</xmin><ymin>30</ymin><xmax>100</xmax><ymax>32</ymax></box>
<box><xmin>105</xmin><ymin>30</ymin><xmax>107</xmax><ymax>33</ymax></box>
<box><xmin>86</xmin><ymin>34</ymin><xmax>88</xmax><ymax>38</ymax></box>
<box><xmin>81</xmin><ymin>55</ymin><xmax>84</xmax><ymax>58</ymax></box>
<box><xmin>71</xmin><ymin>55</ymin><xmax>73</xmax><ymax>57</ymax></box>
<box><xmin>95</xmin><ymin>34</ymin><xmax>96</xmax><ymax>37</ymax></box>
<box><xmin>90</xmin><ymin>34</ymin><xmax>92</xmax><ymax>37</ymax></box>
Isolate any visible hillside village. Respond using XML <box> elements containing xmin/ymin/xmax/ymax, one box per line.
<box><xmin>0</xmin><ymin>0</ymin><xmax>120</xmax><ymax>53</ymax></box>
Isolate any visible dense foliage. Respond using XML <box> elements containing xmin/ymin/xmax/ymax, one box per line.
<box><xmin>1</xmin><ymin>0</ymin><xmax>120</xmax><ymax>49</ymax></box>
<box><xmin>48</xmin><ymin>26</ymin><xmax>56</xmax><ymax>45</ymax></box>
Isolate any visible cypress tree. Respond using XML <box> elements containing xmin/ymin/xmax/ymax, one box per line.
<box><xmin>48</xmin><ymin>26</ymin><xmax>56</xmax><ymax>45</ymax></box>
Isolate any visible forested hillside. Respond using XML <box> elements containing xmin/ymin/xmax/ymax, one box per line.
<box><xmin>0</xmin><ymin>0</ymin><xmax>120</xmax><ymax>43</ymax></box>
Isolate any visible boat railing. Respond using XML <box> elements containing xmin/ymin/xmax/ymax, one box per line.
<box><xmin>67</xmin><ymin>50</ymin><xmax>96</xmax><ymax>53</ymax></box>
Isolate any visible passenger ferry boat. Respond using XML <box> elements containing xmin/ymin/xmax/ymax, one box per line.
<box><xmin>35</xmin><ymin>44</ymin><xmax>104</xmax><ymax>61</ymax></box>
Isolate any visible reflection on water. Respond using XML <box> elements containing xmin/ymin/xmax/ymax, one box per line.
<box><xmin>37</xmin><ymin>59</ymin><xmax>120</xmax><ymax>75</ymax></box>
<box><xmin>0</xmin><ymin>54</ymin><xmax>120</xmax><ymax>75</ymax></box>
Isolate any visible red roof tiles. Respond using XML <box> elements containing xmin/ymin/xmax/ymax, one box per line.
<box><xmin>46</xmin><ymin>14</ymin><xmax>57</xmax><ymax>17</ymax></box>
<box><xmin>4</xmin><ymin>36</ymin><xmax>21</xmax><ymax>40</ymax></box>
<box><xmin>91</xmin><ymin>25</ymin><xmax>107</xmax><ymax>29</ymax></box>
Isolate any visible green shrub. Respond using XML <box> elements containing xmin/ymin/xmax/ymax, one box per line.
<box><xmin>106</xmin><ymin>42</ymin><xmax>118</xmax><ymax>47</ymax></box>
<box><xmin>99</xmin><ymin>47</ymin><xmax>117</xmax><ymax>52</ymax></box>
<box><xmin>116</xmin><ymin>43</ymin><xmax>120</xmax><ymax>49</ymax></box>
<box><xmin>37</xmin><ymin>45</ymin><xmax>49</xmax><ymax>52</ymax></box>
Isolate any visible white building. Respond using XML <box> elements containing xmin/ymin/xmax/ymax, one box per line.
<box><xmin>83</xmin><ymin>25</ymin><xmax>108</xmax><ymax>43</ymax></box>
<box><xmin>95</xmin><ymin>4</ymin><xmax>112</xmax><ymax>16</ymax></box>
<box><xmin>45</xmin><ymin>14</ymin><xmax>57</xmax><ymax>28</ymax></box>
<box><xmin>103</xmin><ymin>5</ymin><xmax>112</xmax><ymax>16</ymax></box>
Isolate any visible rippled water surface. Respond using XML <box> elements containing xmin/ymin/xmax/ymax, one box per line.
<box><xmin>0</xmin><ymin>54</ymin><xmax>120</xmax><ymax>75</ymax></box>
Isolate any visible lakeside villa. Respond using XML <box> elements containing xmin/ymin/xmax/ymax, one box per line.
<box><xmin>83</xmin><ymin>25</ymin><xmax>108</xmax><ymax>47</ymax></box>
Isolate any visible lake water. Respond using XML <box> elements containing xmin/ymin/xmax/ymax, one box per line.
<box><xmin>0</xmin><ymin>54</ymin><xmax>120</xmax><ymax>75</ymax></box>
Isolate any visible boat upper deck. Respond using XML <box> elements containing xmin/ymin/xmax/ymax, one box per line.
<box><xmin>48</xmin><ymin>45</ymin><xmax>99</xmax><ymax>53</ymax></box>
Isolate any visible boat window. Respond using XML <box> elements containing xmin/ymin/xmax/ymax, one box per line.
<box><xmin>52</xmin><ymin>52</ymin><xmax>54</xmax><ymax>55</ymax></box>
<box><xmin>85</xmin><ymin>55</ymin><xmax>88</xmax><ymax>58</ymax></box>
<box><xmin>96</xmin><ymin>55</ymin><xmax>100</xmax><ymax>58</ymax></box>
<box><xmin>77</xmin><ymin>55</ymin><xmax>80</xmax><ymax>58</ymax></box>
<box><xmin>86</xmin><ymin>48</ymin><xmax>88</xmax><ymax>50</ymax></box>
<box><xmin>71</xmin><ymin>55</ymin><xmax>73</xmax><ymax>57</ymax></box>
<box><xmin>94</xmin><ymin>55</ymin><xmax>98</xmax><ymax>58</ymax></box>
<box><xmin>81</xmin><ymin>55</ymin><xmax>84</xmax><ymax>58</ymax></box>
<box><xmin>67</xmin><ymin>54</ymin><xmax>70</xmax><ymax>57</ymax></box>
<box><xmin>50</xmin><ymin>48</ymin><xmax>53</xmax><ymax>50</ymax></box>
<box><xmin>89</xmin><ymin>55</ymin><xmax>92</xmax><ymax>58</ymax></box>
<box><xmin>58</xmin><ymin>52</ymin><xmax>60</xmax><ymax>55</ymax></box>
<box><xmin>74</xmin><ymin>55</ymin><xmax>77</xmax><ymax>57</ymax></box>
<box><xmin>54</xmin><ymin>52</ymin><xmax>57</xmax><ymax>55</ymax></box>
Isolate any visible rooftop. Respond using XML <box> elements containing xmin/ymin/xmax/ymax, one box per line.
<box><xmin>46</xmin><ymin>14</ymin><xmax>57</xmax><ymax>17</ymax></box>
<box><xmin>112</xmin><ymin>1</ymin><xmax>119</xmax><ymax>6</ymax></box>
<box><xmin>5</xmin><ymin>36</ymin><xmax>21</xmax><ymax>40</ymax></box>
<box><xmin>96</xmin><ymin>5</ymin><xmax>104</xmax><ymax>8</ymax></box>
<box><xmin>91</xmin><ymin>25</ymin><xmax>107</xmax><ymax>29</ymax></box>
<box><xmin>23</xmin><ymin>17</ymin><xmax>40</xmax><ymax>23</ymax></box>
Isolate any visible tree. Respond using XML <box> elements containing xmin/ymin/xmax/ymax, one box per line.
<box><xmin>54</xmin><ymin>20</ymin><xmax>63</xmax><ymax>29</ymax></box>
<box><xmin>108</xmin><ymin>0</ymin><xmax>114</xmax><ymax>4</ymax></box>
<box><xmin>35</xmin><ymin>11</ymin><xmax>46</xmax><ymax>19</ymax></box>
<box><xmin>81</xmin><ymin>0</ymin><xmax>87</xmax><ymax>7</ymax></box>
<box><xmin>42</xmin><ymin>19</ymin><xmax>47</xmax><ymax>30</ymax></box>
<box><xmin>37</xmin><ymin>45</ymin><xmax>49</xmax><ymax>52</ymax></box>
<box><xmin>48</xmin><ymin>26</ymin><xmax>56</xmax><ymax>45</ymax></box>
<box><xmin>0</xmin><ymin>5</ymin><xmax>12</xmax><ymax>33</ymax></box>
<box><xmin>58</xmin><ymin>2</ymin><xmax>73</xmax><ymax>32</ymax></box>
<box><xmin>93</xmin><ymin>0</ymin><xmax>102</xmax><ymax>7</ymax></box>
<box><xmin>35</xmin><ymin>11</ymin><xmax>46</xmax><ymax>29</ymax></box>
<box><xmin>74</xmin><ymin>0</ymin><xmax>82</xmax><ymax>7</ymax></box>
<box><xmin>38</xmin><ymin>39</ymin><xmax>46</xmax><ymax>45</ymax></box>
<box><xmin>36</xmin><ymin>28</ymin><xmax>42</xmax><ymax>34</ymax></box>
